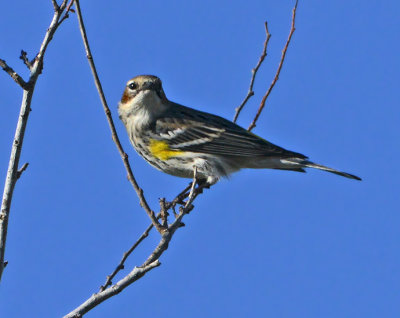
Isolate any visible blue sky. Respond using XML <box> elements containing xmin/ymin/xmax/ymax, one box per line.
<box><xmin>1</xmin><ymin>0</ymin><xmax>399</xmax><ymax>317</ymax></box>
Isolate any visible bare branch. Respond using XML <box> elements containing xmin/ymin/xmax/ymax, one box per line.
<box><xmin>233</xmin><ymin>22</ymin><xmax>271</xmax><ymax>123</ymax></box>
<box><xmin>73</xmin><ymin>0</ymin><xmax>164</xmax><ymax>233</ymax></box>
<box><xmin>64</xmin><ymin>260</ymin><xmax>161</xmax><ymax>318</ymax></box>
<box><xmin>248</xmin><ymin>0</ymin><xmax>298</xmax><ymax>131</ymax></box>
<box><xmin>0</xmin><ymin>59</ymin><xmax>28</xmax><ymax>89</ymax></box>
<box><xmin>0</xmin><ymin>0</ymin><xmax>70</xmax><ymax>281</ymax></box>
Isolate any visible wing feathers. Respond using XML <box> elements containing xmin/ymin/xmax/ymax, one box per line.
<box><xmin>151</xmin><ymin>105</ymin><xmax>307</xmax><ymax>159</ymax></box>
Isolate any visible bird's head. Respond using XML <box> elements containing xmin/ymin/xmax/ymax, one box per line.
<box><xmin>118</xmin><ymin>75</ymin><xmax>168</xmax><ymax>124</ymax></box>
<box><xmin>120</xmin><ymin>75</ymin><xmax>167</xmax><ymax>105</ymax></box>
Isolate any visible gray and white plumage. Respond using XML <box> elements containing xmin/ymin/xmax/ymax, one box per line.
<box><xmin>118</xmin><ymin>75</ymin><xmax>361</xmax><ymax>184</ymax></box>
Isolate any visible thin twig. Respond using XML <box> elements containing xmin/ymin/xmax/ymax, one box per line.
<box><xmin>51</xmin><ymin>0</ymin><xmax>59</xmax><ymax>11</ymax></box>
<box><xmin>30</xmin><ymin>0</ymin><xmax>69</xmax><ymax>77</ymax></box>
<box><xmin>57</xmin><ymin>0</ymin><xmax>76</xmax><ymax>26</ymax></box>
<box><xmin>99</xmin><ymin>217</ymin><xmax>158</xmax><ymax>292</ymax></box>
<box><xmin>16</xmin><ymin>163</ymin><xmax>29</xmax><ymax>180</ymax></box>
<box><xmin>0</xmin><ymin>0</ymin><xmax>70</xmax><ymax>282</ymax></box>
<box><xmin>248</xmin><ymin>0</ymin><xmax>298</xmax><ymax>131</ymax></box>
<box><xmin>65</xmin><ymin>0</ymin><xmax>75</xmax><ymax>12</ymax></box>
<box><xmin>0</xmin><ymin>59</ymin><xmax>28</xmax><ymax>89</ymax></box>
<box><xmin>19</xmin><ymin>51</ymin><xmax>32</xmax><ymax>70</ymax></box>
<box><xmin>233</xmin><ymin>22</ymin><xmax>271</xmax><ymax>123</ymax></box>
<box><xmin>73</xmin><ymin>0</ymin><xmax>164</xmax><ymax>233</ymax></box>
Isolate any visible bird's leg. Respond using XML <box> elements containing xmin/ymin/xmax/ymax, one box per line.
<box><xmin>187</xmin><ymin>166</ymin><xmax>198</xmax><ymax>201</ymax></box>
<box><xmin>182</xmin><ymin>166</ymin><xmax>200</xmax><ymax>212</ymax></box>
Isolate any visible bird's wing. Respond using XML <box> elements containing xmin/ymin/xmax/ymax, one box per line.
<box><xmin>151</xmin><ymin>105</ymin><xmax>306</xmax><ymax>159</ymax></box>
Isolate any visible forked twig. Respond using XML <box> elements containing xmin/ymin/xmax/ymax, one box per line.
<box><xmin>98</xmin><ymin>166</ymin><xmax>200</xmax><ymax>293</ymax></box>
<box><xmin>248</xmin><ymin>0</ymin><xmax>298</xmax><ymax>131</ymax></box>
<box><xmin>233</xmin><ymin>22</ymin><xmax>271</xmax><ymax>123</ymax></box>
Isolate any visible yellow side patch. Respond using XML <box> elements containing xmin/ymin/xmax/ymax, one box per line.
<box><xmin>149</xmin><ymin>139</ymin><xmax>184</xmax><ymax>160</ymax></box>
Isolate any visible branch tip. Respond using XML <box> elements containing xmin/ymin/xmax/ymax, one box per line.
<box><xmin>20</xmin><ymin>50</ymin><xmax>32</xmax><ymax>70</ymax></box>
<box><xmin>233</xmin><ymin>20</ymin><xmax>272</xmax><ymax>123</ymax></box>
<box><xmin>247</xmin><ymin>0</ymin><xmax>298</xmax><ymax>131</ymax></box>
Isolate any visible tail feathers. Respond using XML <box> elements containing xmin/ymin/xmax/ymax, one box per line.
<box><xmin>302</xmin><ymin>161</ymin><xmax>361</xmax><ymax>180</ymax></box>
<box><xmin>281</xmin><ymin>159</ymin><xmax>362</xmax><ymax>181</ymax></box>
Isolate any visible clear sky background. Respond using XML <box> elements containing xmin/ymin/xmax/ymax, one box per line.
<box><xmin>1</xmin><ymin>1</ymin><xmax>399</xmax><ymax>317</ymax></box>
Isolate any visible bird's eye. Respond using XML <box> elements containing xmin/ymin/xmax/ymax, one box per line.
<box><xmin>128</xmin><ymin>82</ymin><xmax>137</xmax><ymax>90</ymax></box>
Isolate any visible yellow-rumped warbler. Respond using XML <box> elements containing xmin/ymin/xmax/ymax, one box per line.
<box><xmin>118</xmin><ymin>75</ymin><xmax>361</xmax><ymax>184</ymax></box>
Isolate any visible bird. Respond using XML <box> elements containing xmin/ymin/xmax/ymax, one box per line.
<box><xmin>118</xmin><ymin>75</ymin><xmax>361</xmax><ymax>185</ymax></box>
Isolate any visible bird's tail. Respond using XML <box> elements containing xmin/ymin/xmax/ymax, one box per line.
<box><xmin>280</xmin><ymin>158</ymin><xmax>362</xmax><ymax>181</ymax></box>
